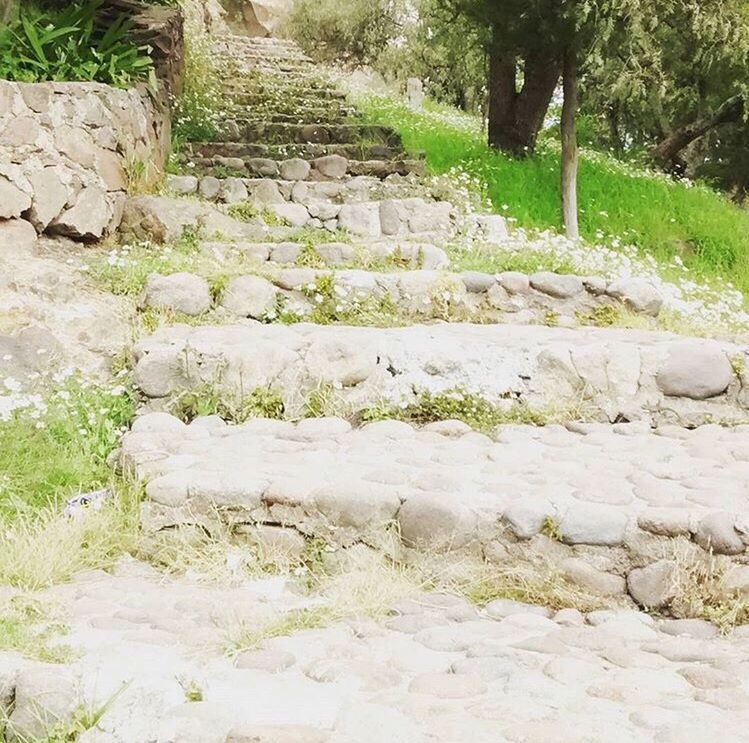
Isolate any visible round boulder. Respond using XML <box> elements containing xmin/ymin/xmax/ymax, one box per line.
<box><xmin>656</xmin><ymin>342</ymin><xmax>734</xmax><ymax>400</ymax></box>
<box><xmin>220</xmin><ymin>275</ymin><xmax>278</xmax><ymax>319</ymax></box>
<box><xmin>143</xmin><ymin>273</ymin><xmax>211</xmax><ymax>316</ymax></box>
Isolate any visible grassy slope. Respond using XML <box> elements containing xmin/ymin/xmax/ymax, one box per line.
<box><xmin>358</xmin><ymin>97</ymin><xmax>749</xmax><ymax>296</ymax></box>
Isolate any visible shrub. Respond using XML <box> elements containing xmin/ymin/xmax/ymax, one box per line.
<box><xmin>0</xmin><ymin>0</ymin><xmax>153</xmax><ymax>87</ymax></box>
<box><xmin>286</xmin><ymin>0</ymin><xmax>402</xmax><ymax>66</ymax></box>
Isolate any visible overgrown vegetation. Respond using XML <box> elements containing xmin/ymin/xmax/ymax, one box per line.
<box><xmin>0</xmin><ymin>377</ymin><xmax>135</xmax><ymax>521</ymax></box>
<box><xmin>360</xmin><ymin>388</ymin><xmax>582</xmax><ymax>434</ymax></box>
<box><xmin>168</xmin><ymin>384</ymin><xmax>286</xmax><ymax>424</ymax></box>
<box><xmin>0</xmin><ymin>0</ymin><xmax>153</xmax><ymax>86</ymax></box>
<box><xmin>358</xmin><ymin>96</ymin><xmax>749</xmax><ymax>296</ymax></box>
<box><xmin>0</xmin><ymin>596</ymin><xmax>72</xmax><ymax>663</ymax></box>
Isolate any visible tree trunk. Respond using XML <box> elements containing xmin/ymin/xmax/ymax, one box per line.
<box><xmin>651</xmin><ymin>95</ymin><xmax>744</xmax><ymax>172</ymax></box>
<box><xmin>560</xmin><ymin>46</ymin><xmax>579</xmax><ymax>240</ymax></box>
<box><xmin>487</xmin><ymin>24</ymin><xmax>561</xmax><ymax>157</ymax></box>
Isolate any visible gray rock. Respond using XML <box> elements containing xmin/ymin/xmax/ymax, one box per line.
<box><xmin>656</xmin><ymin>342</ymin><xmax>734</xmax><ymax>400</ymax></box>
<box><xmin>338</xmin><ymin>203</ymin><xmax>381</xmax><ymax>236</ymax></box>
<box><xmin>166</xmin><ymin>174</ymin><xmax>198</xmax><ymax>196</ymax></box>
<box><xmin>721</xmin><ymin>565</ymin><xmax>749</xmax><ymax>598</ymax></box>
<box><xmin>607</xmin><ymin>277</ymin><xmax>663</xmax><ymax>316</ymax></box>
<box><xmin>268</xmin><ymin>202</ymin><xmax>309</xmax><ymax>227</ymax></box>
<box><xmin>6</xmin><ymin>666</ymin><xmax>78</xmax><ymax>743</ymax></box>
<box><xmin>397</xmin><ymin>493</ymin><xmax>476</xmax><ymax>550</ymax></box>
<box><xmin>252</xmin><ymin>179</ymin><xmax>285</xmax><ymax>204</ymax></box>
<box><xmin>460</xmin><ymin>271</ymin><xmax>495</xmax><ymax>293</ymax></box>
<box><xmin>562</xmin><ymin>558</ymin><xmax>626</xmax><ymax>597</ymax></box>
<box><xmin>235</xmin><ymin>649</ymin><xmax>296</xmax><ymax>673</ymax></box>
<box><xmin>408</xmin><ymin>672</ymin><xmax>486</xmax><ymax>698</ymax></box>
<box><xmin>121</xmin><ymin>196</ymin><xmax>265</xmax><ymax>243</ymax></box>
<box><xmin>485</xmin><ymin>599</ymin><xmax>553</xmax><ymax>619</ymax></box>
<box><xmin>27</xmin><ymin>167</ymin><xmax>68</xmax><ymax>231</ymax></box>
<box><xmin>694</xmin><ymin>512</ymin><xmax>745</xmax><ymax>555</ymax></box>
<box><xmin>199</xmin><ymin>176</ymin><xmax>222</xmax><ymax>200</ymax></box>
<box><xmin>272</xmin><ymin>268</ymin><xmax>317</xmax><ymax>290</ymax></box>
<box><xmin>503</xmin><ymin>500</ymin><xmax>552</xmax><ymax>539</ymax></box>
<box><xmin>143</xmin><ymin>273</ymin><xmax>211</xmax><ymax>316</ymax></box>
<box><xmin>247</xmin><ymin>158</ymin><xmax>280</xmax><ymax>177</ymax></box>
<box><xmin>0</xmin><ymin>218</ymin><xmax>37</xmax><ymax>255</ymax></box>
<box><xmin>499</xmin><ymin>271</ymin><xmax>530</xmax><ymax>295</ymax></box>
<box><xmin>270</xmin><ymin>242</ymin><xmax>302</xmax><ymax>263</ymax></box>
<box><xmin>280</xmin><ymin>158</ymin><xmax>311</xmax><ymax>181</ymax></box>
<box><xmin>557</xmin><ymin>503</ymin><xmax>628</xmax><ymax>546</ymax></box>
<box><xmin>472</xmin><ymin>214</ymin><xmax>508</xmax><ymax>243</ymax></box>
<box><xmin>627</xmin><ymin>560</ymin><xmax>678</xmax><ymax>609</ymax></box>
<box><xmin>221</xmin><ymin>177</ymin><xmax>249</xmax><ymax>204</ymax></box>
<box><xmin>659</xmin><ymin>618</ymin><xmax>719</xmax><ymax>639</ymax></box>
<box><xmin>379</xmin><ymin>199</ymin><xmax>402</xmax><ymax>235</ymax></box>
<box><xmin>0</xmin><ymin>174</ymin><xmax>32</xmax><ymax>219</ymax></box>
<box><xmin>220</xmin><ymin>275</ymin><xmax>278</xmax><ymax>318</ymax></box>
<box><xmin>530</xmin><ymin>272</ymin><xmax>584</xmax><ymax>298</ymax></box>
<box><xmin>49</xmin><ymin>184</ymin><xmax>110</xmax><ymax>240</ymax></box>
<box><xmin>315</xmin><ymin>243</ymin><xmax>355</xmax><ymax>264</ymax></box>
<box><xmin>313</xmin><ymin>154</ymin><xmax>348</xmax><ymax>179</ymax></box>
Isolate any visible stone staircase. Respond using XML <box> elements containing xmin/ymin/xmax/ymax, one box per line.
<box><xmin>124</xmin><ymin>34</ymin><xmax>749</xmax><ymax>620</ymax></box>
<box><xmin>175</xmin><ymin>34</ymin><xmax>425</xmax><ymax>180</ymax></box>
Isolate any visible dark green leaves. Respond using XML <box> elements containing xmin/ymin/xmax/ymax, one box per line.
<box><xmin>0</xmin><ymin>0</ymin><xmax>153</xmax><ymax>87</ymax></box>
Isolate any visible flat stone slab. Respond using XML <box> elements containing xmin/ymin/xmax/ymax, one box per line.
<box><xmin>122</xmin><ymin>415</ymin><xmax>749</xmax><ymax>586</ymax></box>
<box><xmin>6</xmin><ymin>559</ymin><xmax>749</xmax><ymax>742</ymax></box>
<box><xmin>132</xmin><ymin>323</ymin><xmax>749</xmax><ymax>426</ymax></box>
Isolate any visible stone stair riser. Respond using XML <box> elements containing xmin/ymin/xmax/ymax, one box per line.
<box><xmin>132</xmin><ymin>324</ymin><xmax>748</xmax><ymax>428</ymax></box>
<box><xmin>122</xmin><ymin>413</ymin><xmax>749</xmax><ymax>615</ymax></box>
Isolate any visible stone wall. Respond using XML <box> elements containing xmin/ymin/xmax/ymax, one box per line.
<box><xmin>0</xmin><ymin>81</ymin><xmax>169</xmax><ymax>240</ymax></box>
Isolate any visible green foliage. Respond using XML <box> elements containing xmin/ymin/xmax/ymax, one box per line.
<box><xmin>286</xmin><ymin>0</ymin><xmax>402</xmax><ymax>66</ymax></box>
<box><xmin>358</xmin><ymin>95</ymin><xmax>749</xmax><ymax>295</ymax></box>
<box><xmin>0</xmin><ymin>378</ymin><xmax>135</xmax><ymax>522</ymax></box>
<box><xmin>171</xmin><ymin>2</ymin><xmax>226</xmax><ymax>143</ymax></box>
<box><xmin>361</xmin><ymin>388</ymin><xmax>562</xmax><ymax>434</ymax></box>
<box><xmin>168</xmin><ymin>384</ymin><xmax>285</xmax><ymax>424</ymax></box>
<box><xmin>576</xmin><ymin>305</ymin><xmax>621</xmax><ymax>327</ymax></box>
<box><xmin>0</xmin><ymin>596</ymin><xmax>72</xmax><ymax>663</ymax></box>
<box><xmin>0</xmin><ymin>0</ymin><xmax>153</xmax><ymax>87</ymax></box>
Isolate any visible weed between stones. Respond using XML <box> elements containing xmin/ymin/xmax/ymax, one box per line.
<box><xmin>360</xmin><ymin>388</ymin><xmax>575</xmax><ymax>434</ymax></box>
<box><xmin>168</xmin><ymin>385</ymin><xmax>286</xmax><ymax>424</ymax></box>
<box><xmin>0</xmin><ymin>596</ymin><xmax>72</xmax><ymax>664</ymax></box>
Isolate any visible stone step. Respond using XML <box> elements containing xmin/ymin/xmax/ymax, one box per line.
<box><xmin>215</xmin><ymin>122</ymin><xmax>402</xmax><ymax>148</ymax></box>
<box><xmin>166</xmin><ymin>172</ymin><xmax>451</xmax><ymax>211</ymax></box>
<box><xmin>123</xmin><ymin>412</ymin><xmax>749</xmax><ymax>615</ymax></box>
<box><xmin>186</xmin><ymin>141</ymin><xmax>409</xmax><ymax>163</ymax></box>
<box><xmin>223</xmin><ymin>85</ymin><xmax>347</xmax><ymax>102</ymax></box>
<box><xmin>213</xmin><ymin>34</ymin><xmax>305</xmax><ymax>51</ymax></box>
<box><xmin>224</xmin><ymin>110</ymin><xmax>358</xmax><ymax>125</ymax></box>
<box><xmin>142</xmin><ymin>266</ymin><xmax>668</xmax><ymax>331</ymax></box>
<box><xmin>133</xmin><ymin>323</ymin><xmax>748</xmax><ymax>427</ymax></box>
<box><xmin>186</xmin><ymin>155</ymin><xmax>426</xmax><ymax>180</ymax></box>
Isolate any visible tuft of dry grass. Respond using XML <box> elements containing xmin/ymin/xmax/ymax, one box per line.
<box><xmin>669</xmin><ymin>540</ymin><xmax>749</xmax><ymax>633</ymax></box>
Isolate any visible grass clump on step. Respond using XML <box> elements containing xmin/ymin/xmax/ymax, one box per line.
<box><xmin>357</xmin><ymin>94</ymin><xmax>749</xmax><ymax>298</ymax></box>
<box><xmin>360</xmin><ymin>388</ymin><xmax>576</xmax><ymax>434</ymax></box>
<box><xmin>167</xmin><ymin>384</ymin><xmax>286</xmax><ymax>424</ymax></box>
<box><xmin>0</xmin><ymin>596</ymin><xmax>73</xmax><ymax>664</ymax></box>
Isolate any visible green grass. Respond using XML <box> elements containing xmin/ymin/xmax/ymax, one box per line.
<box><xmin>0</xmin><ymin>378</ymin><xmax>135</xmax><ymax>522</ymax></box>
<box><xmin>357</xmin><ymin>95</ymin><xmax>749</xmax><ymax>296</ymax></box>
<box><xmin>0</xmin><ymin>596</ymin><xmax>73</xmax><ymax>663</ymax></box>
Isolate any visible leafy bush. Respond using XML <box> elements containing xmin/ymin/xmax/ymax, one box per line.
<box><xmin>286</xmin><ymin>0</ymin><xmax>402</xmax><ymax>66</ymax></box>
<box><xmin>0</xmin><ymin>0</ymin><xmax>153</xmax><ymax>87</ymax></box>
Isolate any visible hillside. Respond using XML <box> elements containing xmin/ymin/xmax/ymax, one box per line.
<box><xmin>358</xmin><ymin>96</ymin><xmax>749</xmax><ymax>299</ymax></box>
